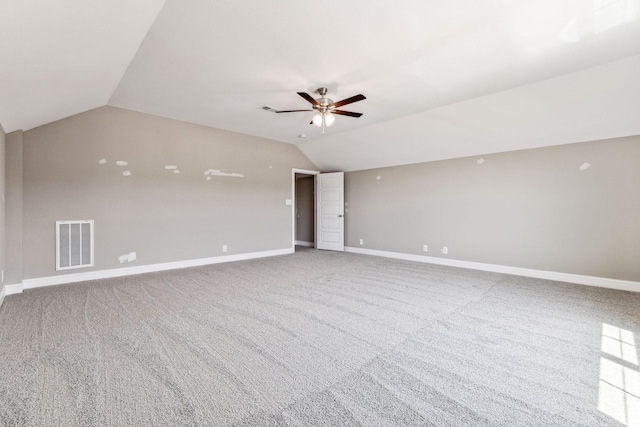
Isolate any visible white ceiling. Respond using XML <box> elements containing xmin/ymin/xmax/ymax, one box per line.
<box><xmin>0</xmin><ymin>0</ymin><xmax>166</xmax><ymax>133</ymax></box>
<box><xmin>2</xmin><ymin>0</ymin><xmax>640</xmax><ymax>171</ymax></box>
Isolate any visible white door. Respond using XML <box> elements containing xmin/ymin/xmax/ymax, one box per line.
<box><xmin>316</xmin><ymin>172</ymin><xmax>344</xmax><ymax>251</ymax></box>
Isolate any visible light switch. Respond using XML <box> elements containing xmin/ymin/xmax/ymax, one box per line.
<box><xmin>285</xmin><ymin>199</ymin><xmax>292</xmax><ymax>205</ymax></box>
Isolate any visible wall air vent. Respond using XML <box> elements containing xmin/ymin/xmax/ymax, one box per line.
<box><xmin>56</xmin><ymin>220</ymin><xmax>94</xmax><ymax>271</ymax></box>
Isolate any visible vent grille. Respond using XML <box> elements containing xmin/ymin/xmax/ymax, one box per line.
<box><xmin>56</xmin><ymin>220</ymin><xmax>94</xmax><ymax>271</ymax></box>
<box><xmin>260</xmin><ymin>105</ymin><xmax>280</xmax><ymax>112</ymax></box>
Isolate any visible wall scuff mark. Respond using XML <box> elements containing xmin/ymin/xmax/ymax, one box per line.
<box><xmin>204</xmin><ymin>169</ymin><xmax>244</xmax><ymax>178</ymax></box>
<box><xmin>118</xmin><ymin>251</ymin><xmax>137</xmax><ymax>264</ymax></box>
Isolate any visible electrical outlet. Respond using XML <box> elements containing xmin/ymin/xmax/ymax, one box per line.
<box><xmin>441</xmin><ymin>246</ymin><xmax>448</xmax><ymax>255</ymax></box>
<box><xmin>359</xmin><ymin>239</ymin><xmax>364</xmax><ymax>245</ymax></box>
<box><xmin>422</xmin><ymin>245</ymin><xmax>428</xmax><ymax>252</ymax></box>
<box><xmin>222</xmin><ymin>245</ymin><xmax>228</xmax><ymax>253</ymax></box>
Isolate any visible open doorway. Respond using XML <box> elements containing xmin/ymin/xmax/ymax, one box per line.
<box><xmin>292</xmin><ymin>169</ymin><xmax>319</xmax><ymax>251</ymax></box>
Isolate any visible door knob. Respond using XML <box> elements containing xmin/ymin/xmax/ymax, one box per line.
<box><xmin>338</xmin><ymin>214</ymin><xmax>343</xmax><ymax>217</ymax></box>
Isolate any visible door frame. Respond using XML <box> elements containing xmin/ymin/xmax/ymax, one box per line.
<box><xmin>291</xmin><ymin>168</ymin><xmax>320</xmax><ymax>250</ymax></box>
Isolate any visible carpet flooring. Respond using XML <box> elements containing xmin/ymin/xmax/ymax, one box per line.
<box><xmin>0</xmin><ymin>247</ymin><xmax>639</xmax><ymax>426</ymax></box>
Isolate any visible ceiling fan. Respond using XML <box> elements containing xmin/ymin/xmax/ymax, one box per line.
<box><xmin>274</xmin><ymin>87</ymin><xmax>366</xmax><ymax>133</ymax></box>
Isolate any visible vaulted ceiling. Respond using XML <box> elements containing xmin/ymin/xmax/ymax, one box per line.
<box><xmin>2</xmin><ymin>0</ymin><xmax>640</xmax><ymax>171</ymax></box>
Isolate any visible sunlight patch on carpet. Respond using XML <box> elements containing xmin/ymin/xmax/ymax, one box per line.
<box><xmin>598</xmin><ymin>324</ymin><xmax>640</xmax><ymax>426</ymax></box>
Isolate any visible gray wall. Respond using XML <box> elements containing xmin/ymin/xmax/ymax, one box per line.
<box><xmin>345</xmin><ymin>136</ymin><xmax>640</xmax><ymax>282</ymax></box>
<box><xmin>295</xmin><ymin>175</ymin><xmax>314</xmax><ymax>244</ymax></box>
<box><xmin>5</xmin><ymin>131</ymin><xmax>23</xmax><ymax>285</ymax></box>
<box><xmin>0</xmin><ymin>123</ymin><xmax>5</xmax><ymax>295</ymax></box>
<box><xmin>22</xmin><ymin>106</ymin><xmax>316</xmax><ymax>280</ymax></box>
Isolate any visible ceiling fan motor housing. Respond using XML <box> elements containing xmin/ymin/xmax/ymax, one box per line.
<box><xmin>315</xmin><ymin>88</ymin><xmax>333</xmax><ymax>112</ymax></box>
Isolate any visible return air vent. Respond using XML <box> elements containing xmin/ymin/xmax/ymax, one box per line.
<box><xmin>260</xmin><ymin>105</ymin><xmax>280</xmax><ymax>112</ymax></box>
<box><xmin>56</xmin><ymin>220</ymin><xmax>94</xmax><ymax>271</ymax></box>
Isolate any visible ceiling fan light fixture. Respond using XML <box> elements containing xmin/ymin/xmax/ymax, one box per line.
<box><xmin>312</xmin><ymin>112</ymin><xmax>336</xmax><ymax>128</ymax></box>
<box><xmin>324</xmin><ymin>112</ymin><xmax>335</xmax><ymax>126</ymax></box>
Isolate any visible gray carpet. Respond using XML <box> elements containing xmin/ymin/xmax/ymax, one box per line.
<box><xmin>1</xmin><ymin>247</ymin><xmax>638</xmax><ymax>426</ymax></box>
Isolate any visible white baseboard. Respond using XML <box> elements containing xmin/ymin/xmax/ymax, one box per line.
<box><xmin>4</xmin><ymin>283</ymin><xmax>24</xmax><ymax>296</ymax></box>
<box><xmin>294</xmin><ymin>240</ymin><xmax>315</xmax><ymax>248</ymax></box>
<box><xmin>345</xmin><ymin>247</ymin><xmax>640</xmax><ymax>293</ymax></box>
<box><xmin>7</xmin><ymin>245</ymin><xmax>638</xmax><ymax>296</ymax></box>
<box><xmin>0</xmin><ymin>283</ymin><xmax>25</xmax><ymax>309</ymax></box>
<box><xmin>21</xmin><ymin>247</ymin><xmax>294</xmax><ymax>290</ymax></box>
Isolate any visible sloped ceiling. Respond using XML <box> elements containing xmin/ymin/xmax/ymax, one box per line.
<box><xmin>2</xmin><ymin>0</ymin><xmax>640</xmax><ymax>171</ymax></box>
<box><xmin>0</xmin><ymin>0</ymin><xmax>167</xmax><ymax>132</ymax></box>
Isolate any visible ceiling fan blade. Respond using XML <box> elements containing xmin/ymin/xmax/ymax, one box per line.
<box><xmin>332</xmin><ymin>110</ymin><xmax>363</xmax><ymax>118</ymax></box>
<box><xmin>297</xmin><ymin>92</ymin><xmax>320</xmax><ymax>106</ymax></box>
<box><xmin>275</xmin><ymin>109</ymin><xmax>314</xmax><ymax>113</ymax></box>
<box><xmin>331</xmin><ymin>94</ymin><xmax>366</xmax><ymax>109</ymax></box>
